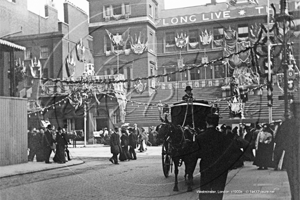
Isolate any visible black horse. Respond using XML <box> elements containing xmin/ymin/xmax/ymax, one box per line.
<box><xmin>157</xmin><ymin>116</ymin><xmax>199</xmax><ymax>192</ymax></box>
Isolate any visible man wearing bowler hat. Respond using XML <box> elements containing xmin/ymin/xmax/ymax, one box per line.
<box><xmin>182</xmin><ymin>86</ymin><xmax>194</xmax><ymax>102</ymax></box>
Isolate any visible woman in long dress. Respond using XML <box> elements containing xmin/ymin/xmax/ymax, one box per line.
<box><xmin>253</xmin><ymin>124</ymin><xmax>274</xmax><ymax>169</ymax></box>
<box><xmin>53</xmin><ymin>127</ymin><xmax>67</xmax><ymax>164</ymax></box>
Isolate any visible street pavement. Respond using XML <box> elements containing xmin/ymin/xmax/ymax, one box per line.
<box><xmin>0</xmin><ymin>144</ymin><xmax>291</xmax><ymax>200</ymax></box>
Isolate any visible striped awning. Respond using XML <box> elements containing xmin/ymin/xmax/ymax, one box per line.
<box><xmin>0</xmin><ymin>39</ymin><xmax>25</xmax><ymax>51</ymax></box>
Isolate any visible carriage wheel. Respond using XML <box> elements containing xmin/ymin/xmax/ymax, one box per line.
<box><xmin>162</xmin><ymin>142</ymin><xmax>172</xmax><ymax>178</ymax></box>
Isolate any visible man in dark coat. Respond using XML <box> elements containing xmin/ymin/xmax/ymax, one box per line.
<box><xmin>182</xmin><ymin>86</ymin><xmax>194</xmax><ymax>102</ymax></box>
<box><xmin>196</xmin><ymin>114</ymin><xmax>235</xmax><ymax>200</ymax></box>
<box><xmin>109</xmin><ymin>127</ymin><xmax>121</xmax><ymax>164</ymax></box>
<box><xmin>28</xmin><ymin>128</ymin><xmax>39</xmax><ymax>161</ymax></box>
<box><xmin>128</xmin><ymin>127</ymin><xmax>137</xmax><ymax>160</ymax></box>
<box><xmin>120</xmin><ymin>128</ymin><xmax>131</xmax><ymax>161</ymax></box>
<box><xmin>43</xmin><ymin>124</ymin><xmax>54</xmax><ymax>164</ymax></box>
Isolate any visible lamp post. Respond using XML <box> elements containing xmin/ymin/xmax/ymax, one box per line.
<box><xmin>274</xmin><ymin>0</ymin><xmax>294</xmax><ymax>120</ymax></box>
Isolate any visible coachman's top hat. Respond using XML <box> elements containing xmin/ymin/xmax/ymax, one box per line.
<box><xmin>185</xmin><ymin>86</ymin><xmax>193</xmax><ymax>92</ymax></box>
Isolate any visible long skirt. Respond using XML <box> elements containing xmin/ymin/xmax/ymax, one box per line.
<box><xmin>253</xmin><ymin>142</ymin><xmax>274</xmax><ymax>168</ymax></box>
<box><xmin>53</xmin><ymin>144</ymin><xmax>66</xmax><ymax>163</ymax></box>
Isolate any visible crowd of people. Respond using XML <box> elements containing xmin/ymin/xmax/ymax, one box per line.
<box><xmin>109</xmin><ymin>123</ymin><xmax>160</xmax><ymax>164</ymax></box>
<box><xmin>96</xmin><ymin>124</ymin><xmax>160</xmax><ymax>147</ymax></box>
<box><xmin>27</xmin><ymin>125</ymin><xmax>71</xmax><ymax>164</ymax></box>
<box><xmin>194</xmin><ymin>113</ymin><xmax>287</xmax><ymax>200</ymax></box>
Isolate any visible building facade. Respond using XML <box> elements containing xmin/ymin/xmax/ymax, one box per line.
<box><xmin>89</xmin><ymin>0</ymin><xmax>300</xmax><ymax>127</ymax></box>
<box><xmin>1</xmin><ymin>0</ymin><xmax>124</xmax><ymax>143</ymax></box>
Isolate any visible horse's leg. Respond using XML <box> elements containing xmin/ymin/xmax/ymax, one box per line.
<box><xmin>186</xmin><ymin>156</ymin><xmax>198</xmax><ymax>192</ymax></box>
<box><xmin>173</xmin><ymin>158</ymin><xmax>179</xmax><ymax>191</ymax></box>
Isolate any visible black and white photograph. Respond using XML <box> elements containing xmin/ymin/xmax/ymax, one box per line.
<box><xmin>0</xmin><ymin>0</ymin><xmax>299</xmax><ymax>199</ymax></box>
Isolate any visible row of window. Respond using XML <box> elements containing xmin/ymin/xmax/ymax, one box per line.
<box><xmin>103</xmin><ymin>24</ymin><xmax>250</xmax><ymax>53</ymax></box>
<box><xmin>103</xmin><ymin>1</ymin><xmax>158</xmax><ymax>20</ymax></box>
<box><xmin>103</xmin><ymin>3</ymin><xmax>131</xmax><ymax>17</ymax></box>
<box><xmin>25</xmin><ymin>46</ymin><xmax>49</xmax><ymax>60</ymax></box>
<box><xmin>165</xmin><ymin>24</ymin><xmax>249</xmax><ymax>50</ymax></box>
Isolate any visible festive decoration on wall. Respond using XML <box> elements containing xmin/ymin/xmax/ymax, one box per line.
<box><xmin>29</xmin><ymin>57</ymin><xmax>42</xmax><ymax>78</ymax></box>
<box><xmin>189</xmin><ymin>41</ymin><xmax>199</xmax><ymax>49</ymax></box>
<box><xmin>237</xmin><ymin>41</ymin><xmax>251</xmax><ymax>63</ymax></box>
<box><xmin>65</xmin><ymin>52</ymin><xmax>76</xmax><ymax>77</ymax></box>
<box><xmin>130</xmin><ymin>32</ymin><xmax>148</xmax><ymax>55</ymax></box>
<box><xmin>175</xmin><ymin>33</ymin><xmax>189</xmax><ymax>48</ymax></box>
<box><xmin>213</xmin><ymin>39</ymin><xmax>223</xmax><ymax>47</ymax></box>
<box><xmin>134</xmin><ymin>80</ymin><xmax>147</xmax><ymax>94</ymax></box>
<box><xmin>75</xmin><ymin>38</ymin><xmax>85</xmax><ymax>62</ymax></box>
<box><xmin>106</xmin><ymin>28</ymin><xmax>130</xmax><ymax>54</ymax></box>
<box><xmin>227</xmin><ymin>77</ymin><xmax>244</xmax><ymax>119</ymax></box>
<box><xmin>199</xmin><ymin>29</ymin><xmax>213</xmax><ymax>45</ymax></box>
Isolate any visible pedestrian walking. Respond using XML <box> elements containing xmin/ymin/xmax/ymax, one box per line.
<box><xmin>109</xmin><ymin>127</ymin><xmax>121</xmax><ymax>165</ymax></box>
<box><xmin>195</xmin><ymin>114</ymin><xmax>237</xmax><ymax>200</ymax></box>
<box><xmin>253</xmin><ymin>123</ymin><xmax>274</xmax><ymax>170</ymax></box>
<box><xmin>43</xmin><ymin>124</ymin><xmax>55</xmax><ymax>164</ymax></box>
<box><xmin>120</xmin><ymin>127</ymin><xmax>131</xmax><ymax>161</ymax></box>
<box><xmin>28</xmin><ymin>128</ymin><xmax>39</xmax><ymax>161</ymax></box>
<box><xmin>36</xmin><ymin>129</ymin><xmax>45</xmax><ymax>162</ymax></box>
<box><xmin>53</xmin><ymin>127</ymin><xmax>67</xmax><ymax>164</ymax></box>
<box><xmin>128</xmin><ymin>127</ymin><xmax>137</xmax><ymax>160</ymax></box>
<box><xmin>62</xmin><ymin>128</ymin><xmax>72</xmax><ymax>161</ymax></box>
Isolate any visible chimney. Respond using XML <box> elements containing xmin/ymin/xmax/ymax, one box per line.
<box><xmin>211</xmin><ymin>0</ymin><xmax>217</xmax><ymax>4</ymax></box>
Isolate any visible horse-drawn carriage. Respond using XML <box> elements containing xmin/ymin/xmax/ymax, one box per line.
<box><xmin>158</xmin><ymin>100</ymin><xmax>216</xmax><ymax>191</ymax></box>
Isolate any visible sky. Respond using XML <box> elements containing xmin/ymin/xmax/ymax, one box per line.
<box><xmin>27</xmin><ymin>0</ymin><xmax>89</xmax><ymax>21</ymax></box>
<box><xmin>27</xmin><ymin>0</ymin><xmax>227</xmax><ymax>21</ymax></box>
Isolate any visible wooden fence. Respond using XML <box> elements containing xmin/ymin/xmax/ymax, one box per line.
<box><xmin>0</xmin><ymin>97</ymin><xmax>27</xmax><ymax>166</ymax></box>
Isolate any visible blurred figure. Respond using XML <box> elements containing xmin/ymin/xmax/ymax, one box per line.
<box><xmin>253</xmin><ymin>123</ymin><xmax>274</xmax><ymax>170</ymax></box>
<box><xmin>36</xmin><ymin>129</ymin><xmax>45</xmax><ymax>162</ymax></box>
<box><xmin>53</xmin><ymin>127</ymin><xmax>67</xmax><ymax>164</ymax></box>
<box><xmin>28</xmin><ymin>128</ymin><xmax>38</xmax><ymax>161</ymax></box>
<box><xmin>139</xmin><ymin>128</ymin><xmax>147</xmax><ymax>152</ymax></box>
<box><xmin>109</xmin><ymin>127</ymin><xmax>121</xmax><ymax>165</ymax></box>
<box><xmin>196</xmin><ymin>114</ymin><xmax>237</xmax><ymax>200</ymax></box>
<box><xmin>120</xmin><ymin>127</ymin><xmax>131</xmax><ymax>161</ymax></box>
<box><xmin>43</xmin><ymin>125</ymin><xmax>55</xmax><ymax>164</ymax></box>
<box><xmin>128</xmin><ymin>127</ymin><xmax>137</xmax><ymax>160</ymax></box>
<box><xmin>62</xmin><ymin>128</ymin><xmax>71</xmax><ymax>161</ymax></box>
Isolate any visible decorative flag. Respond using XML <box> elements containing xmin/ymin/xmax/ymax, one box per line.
<box><xmin>75</xmin><ymin>38</ymin><xmax>85</xmax><ymax>62</ymax></box>
<box><xmin>131</xmin><ymin>32</ymin><xmax>148</xmax><ymax>54</ymax></box>
<box><xmin>199</xmin><ymin>30</ymin><xmax>213</xmax><ymax>45</ymax></box>
<box><xmin>175</xmin><ymin>33</ymin><xmax>189</xmax><ymax>48</ymax></box>
<box><xmin>65</xmin><ymin>52</ymin><xmax>76</xmax><ymax>77</ymax></box>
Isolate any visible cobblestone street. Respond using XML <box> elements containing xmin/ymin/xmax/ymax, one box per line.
<box><xmin>0</xmin><ymin>146</ymin><xmax>290</xmax><ymax>200</ymax></box>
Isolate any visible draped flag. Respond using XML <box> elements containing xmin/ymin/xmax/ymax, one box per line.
<box><xmin>65</xmin><ymin>52</ymin><xmax>76</xmax><ymax>77</ymax></box>
<box><xmin>75</xmin><ymin>38</ymin><xmax>85</xmax><ymax>62</ymax></box>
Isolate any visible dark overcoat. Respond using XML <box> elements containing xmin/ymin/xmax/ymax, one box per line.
<box><xmin>43</xmin><ymin>129</ymin><xmax>54</xmax><ymax>148</ymax></box>
<box><xmin>110</xmin><ymin>132</ymin><xmax>121</xmax><ymax>154</ymax></box>
<box><xmin>121</xmin><ymin>132</ymin><xmax>129</xmax><ymax>147</ymax></box>
<box><xmin>196</xmin><ymin>127</ymin><xmax>235</xmax><ymax>175</ymax></box>
<box><xmin>129</xmin><ymin>132</ymin><xmax>138</xmax><ymax>149</ymax></box>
